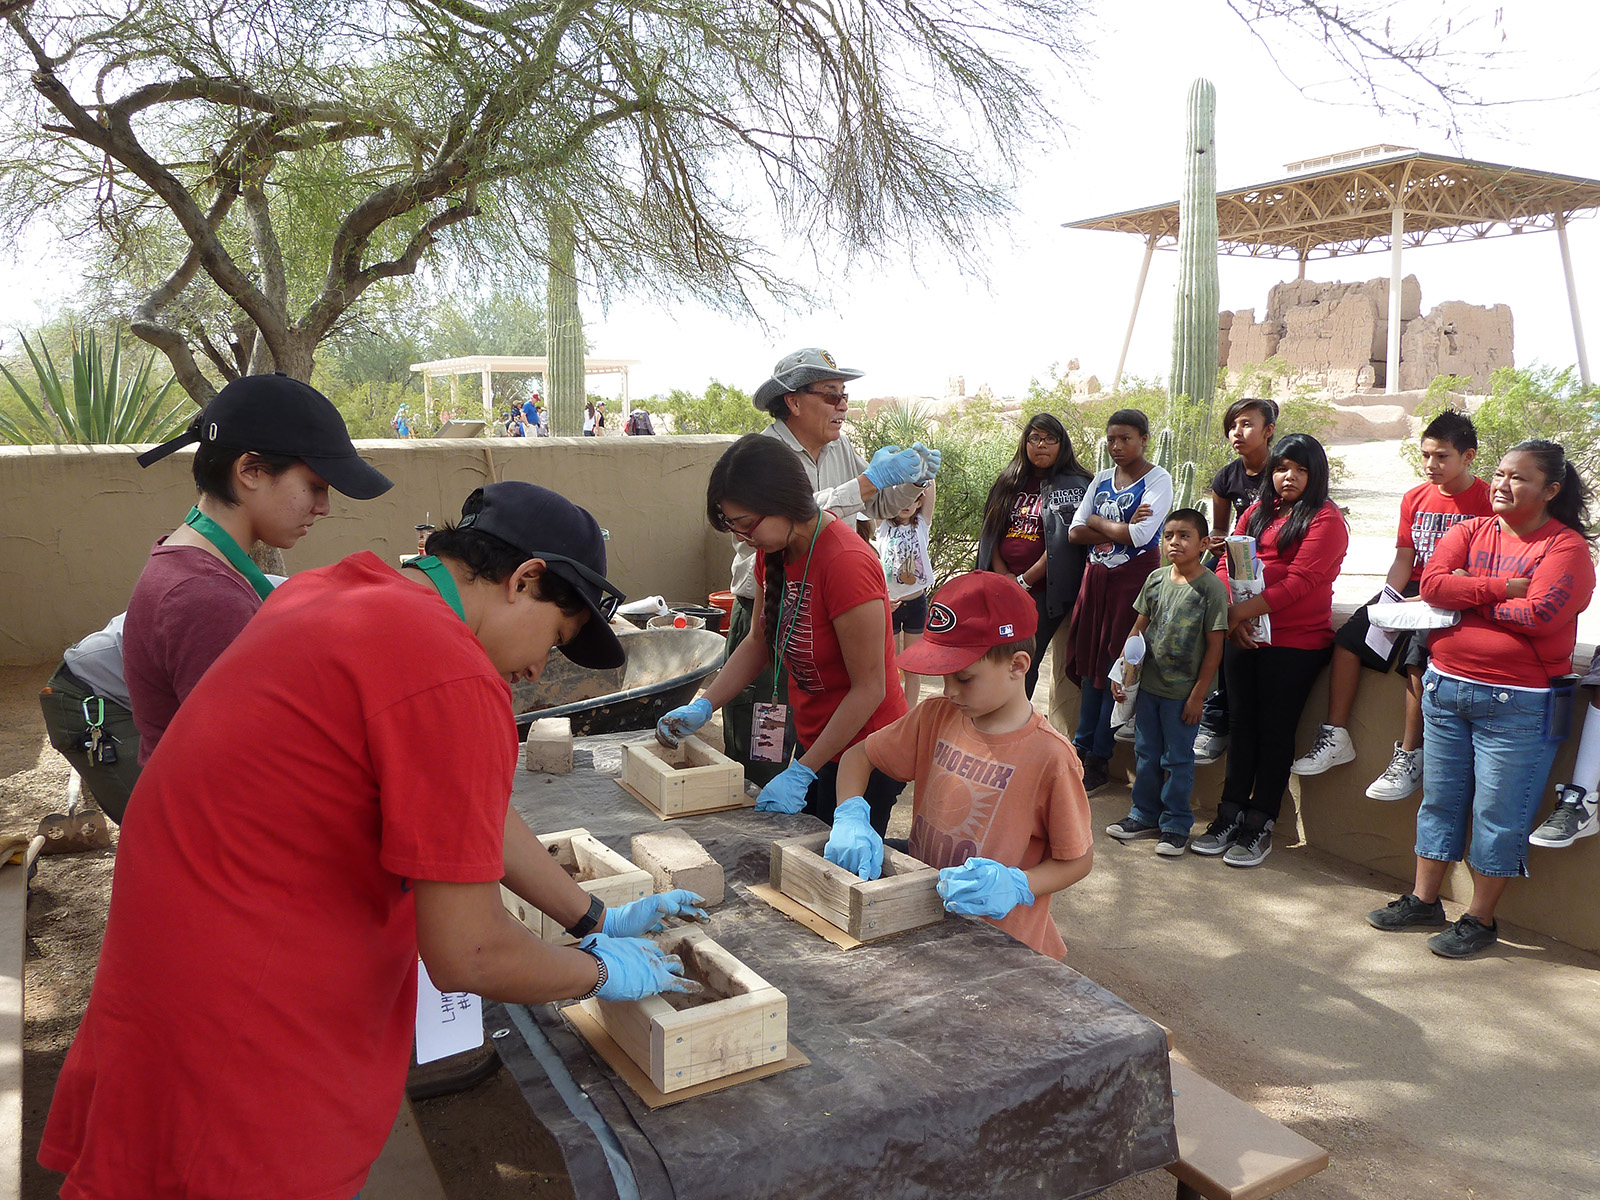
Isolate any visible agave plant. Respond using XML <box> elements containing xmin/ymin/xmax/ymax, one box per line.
<box><xmin>0</xmin><ymin>330</ymin><xmax>194</xmax><ymax>445</ymax></box>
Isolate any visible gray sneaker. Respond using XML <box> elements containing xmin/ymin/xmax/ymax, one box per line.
<box><xmin>1366</xmin><ymin>892</ymin><xmax>1447</xmax><ymax>931</ymax></box>
<box><xmin>1528</xmin><ymin>785</ymin><xmax>1599</xmax><ymax>849</ymax></box>
<box><xmin>1427</xmin><ymin>914</ymin><xmax>1498</xmax><ymax>959</ymax></box>
<box><xmin>1365</xmin><ymin>743</ymin><xmax>1423</xmax><ymax>802</ymax></box>
<box><xmin>1223</xmin><ymin>820</ymin><xmax>1274</xmax><ymax>868</ymax></box>
<box><xmin>1192</xmin><ymin>728</ymin><xmax>1228</xmax><ymax>765</ymax></box>
<box><xmin>1190</xmin><ymin>812</ymin><xmax>1244</xmax><ymax>856</ymax></box>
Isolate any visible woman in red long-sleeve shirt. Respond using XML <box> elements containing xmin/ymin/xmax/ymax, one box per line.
<box><xmin>1197</xmin><ymin>434</ymin><xmax>1348</xmax><ymax>867</ymax></box>
<box><xmin>1366</xmin><ymin>440</ymin><xmax>1595</xmax><ymax>958</ymax></box>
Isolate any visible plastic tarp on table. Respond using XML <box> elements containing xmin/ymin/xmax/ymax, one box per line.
<box><xmin>500</xmin><ymin>735</ymin><xmax>1176</xmax><ymax>1200</ymax></box>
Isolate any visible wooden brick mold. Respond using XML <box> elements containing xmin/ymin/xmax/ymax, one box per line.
<box><xmin>579</xmin><ymin>927</ymin><xmax>787</xmax><ymax>1092</ymax></box>
<box><xmin>770</xmin><ymin>832</ymin><xmax>944</xmax><ymax>942</ymax></box>
<box><xmin>620</xmin><ymin>736</ymin><xmax>750</xmax><ymax>818</ymax></box>
<box><xmin>501</xmin><ymin>828</ymin><xmax>652</xmax><ymax>944</ymax></box>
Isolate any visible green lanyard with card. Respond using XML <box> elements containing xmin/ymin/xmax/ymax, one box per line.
<box><xmin>750</xmin><ymin>519</ymin><xmax>822</xmax><ymax>763</ymax></box>
<box><xmin>183</xmin><ymin>507</ymin><xmax>275</xmax><ymax>600</ymax></box>
<box><xmin>402</xmin><ymin>556</ymin><xmax>467</xmax><ymax>622</ymax></box>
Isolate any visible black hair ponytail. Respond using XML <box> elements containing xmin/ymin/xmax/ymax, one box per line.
<box><xmin>1511</xmin><ymin>439</ymin><xmax>1595</xmax><ymax>542</ymax></box>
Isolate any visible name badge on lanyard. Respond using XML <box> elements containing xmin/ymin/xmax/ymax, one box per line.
<box><xmin>750</xmin><ymin>702</ymin><xmax>788</xmax><ymax>762</ymax></box>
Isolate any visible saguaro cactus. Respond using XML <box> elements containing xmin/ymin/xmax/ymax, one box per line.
<box><xmin>1169</xmin><ymin>78</ymin><xmax>1220</xmax><ymax>443</ymax></box>
<box><xmin>546</xmin><ymin>205</ymin><xmax>585</xmax><ymax>437</ymax></box>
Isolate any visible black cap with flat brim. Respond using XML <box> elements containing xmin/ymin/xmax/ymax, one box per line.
<box><xmin>137</xmin><ymin>373</ymin><xmax>393</xmax><ymax>500</ymax></box>
<box><xmin>456</xmin><ymin>482</ymin><xmax>627</xmax><ymax>670</ymax></box>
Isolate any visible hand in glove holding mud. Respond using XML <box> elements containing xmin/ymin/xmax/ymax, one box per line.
<box><xmin>604</xmin><ymin>890</ymin><xmax>709</xmax><ymax>939</ymax></box>
<box><xmin>936</xmin><ymin>857</ymin><xmax>1035</xmax><ymax>919</ymax></box>
<box><xmin>656</xmin><ymin>697</ymin><xmax>712</xmax><ymax>748</ymax></box>
<box><xmin>579</xmin><ymin>933</ymin><xmax>700</xmax><ymax>1002</ymax></box>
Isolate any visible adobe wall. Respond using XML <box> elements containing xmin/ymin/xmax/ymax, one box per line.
<box><xmin>0</xmin><ymin>435</ymin><xmax>738</xmax><ymax>666</ymax></box>
<box><xmin>1048</xmin><ymin>609</ymin><xmax>1600</xmax><ymax>955</ymax></box>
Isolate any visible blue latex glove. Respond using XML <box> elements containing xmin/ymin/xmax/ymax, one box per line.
<box><xmin>656</xmin><ymin>697</ymin><xmax>713</xmax><ymax>747</ymax></box>
<box><xmin>936</xmin><ymin>857</ymin><xmax>1035</xmax><ymax>919</ymax></box>
<box><xmin>604</xmin><ymin>889</ymin><xmax>709</xmax><ymax>939</ymax></box>
<box><xmin>863</xmin><ymin>444</ymin><xmax>926</xmax><ymax>491</ymax></box>
<box><xmin>910</xmin><ymin>441</ymin><xmax>941</xmax><ymax>481</ymax></box>
<box><xmin>579</xmin><ymin>933</ymin><xmax>698</xmax><ymax>1002</ymax></box>
<box><xmin>754</xmin><ymin>759</ymin><xmax>817</xmax><ymax>814</ymax></box>
<box><xmin>823</xmin><ymin>797</ymin><xmax>883</xmax><ymax>880</ymax></box>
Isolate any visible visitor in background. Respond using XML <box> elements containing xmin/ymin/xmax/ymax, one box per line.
<box><xmin>976</xmin><ymin>413</ymin><xmax>1093</xmax><ymax>702</ymax></box>
<box><xmin>1291</xmin><ymin>410</ymin><xmax>1492</xmax><ymax>800</ymax></box>
<box><xmin>522</xmin><ymin>394</ymin><xmax>541</xmax><ymax>436</ymax></box>
<box><xmin>1200</xmin><ymin>433</ymin><xmax>1347</xmax><ymax>868</ymax></box>
<box><xmin>1062</xmin><ymin>408</ymin><xmax>1172</xmax><ymax>796</ymax></box>
<box><xmin>1368</xmin><ymin>441</ymin><xmax>1595</xmax><ymax>957</ymax></box>
<box><xmin>659</xmin><ymin>435</ymin><xmax>909</xmax><ymax>832</ymax></box>
<box><xmin>583</xmin><ymin>400</ymin><xmax>597</xmax><ymax>436</ymax></box>
<box><xmin>1193</xmin><ymin>396</ymin><xmax>1276</xmax><ymax>766</ymax></box>
<box><xmin>391</xmin><ymin>403</ymin><xmax>413</xmax><ymax>438</ymax></box>
<box><xmin>712</xmin><ymin>347</ymin><xmax>936</xmax><ymax>785</ymax></box>
<box><xmin>876</xmin><ymin>481</ymin><xmax>936</xmax><ymax>708</ymax></box>
<box><xmin>126</xmin><ymin>375</ymin><xmax>393</xmax><ymax>765</ymax></box>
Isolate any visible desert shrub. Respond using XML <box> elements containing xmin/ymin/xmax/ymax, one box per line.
<box><xmin>1401</xmin><ymin>366</ymin><xmax>1600</xmax><ymax>482</ymax></box>
<box><xmin>638</xmin><ymin>380</ymin><xmax>769</xmax><ymax>436</ymax></box>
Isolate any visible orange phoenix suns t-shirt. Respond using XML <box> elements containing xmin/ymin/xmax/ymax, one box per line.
<box><xmin>862</xmin><ymin>698</ymin><xmax>1092</xmax><ymax>960</ymax></box>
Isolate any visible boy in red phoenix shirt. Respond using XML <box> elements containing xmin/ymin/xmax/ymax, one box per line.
<box><xmin>823</xmin><ymin>572</ymin><xmax>1093</xmax><ymax>960</ymax></box>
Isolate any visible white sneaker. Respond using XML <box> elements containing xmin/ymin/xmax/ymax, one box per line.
<box><xmin>1115</xmin><ymin>721</ymin><xmax>1136</xmax><ymax>743</ymax></box>
<box><xmin>1528</xmin><ymin>785</ymin><xmax>1599</xmax><ymax>848</ymax></box>
<box><xmin>1192</xmin><ymin>728</ymin><xmax>1228</xmax><ymax>765</ymax></box>
<box><xmin>1365</xmin><ymin>742</ymin><xmax>1423</xmax><ymax>801</ymax></box>
<box><xmin>1291</xmin><ymin>724</ymin><xmax>1356</xmax><ymax>776</ymax></box>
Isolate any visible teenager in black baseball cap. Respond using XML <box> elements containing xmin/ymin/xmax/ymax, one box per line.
<box><xmin>124</xmin><ymin>373</ymin><xmax>394</xmax><ymax>766</ymax></box>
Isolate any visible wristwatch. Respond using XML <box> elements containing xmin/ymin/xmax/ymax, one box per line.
<box><xmin>1016</xmin><ymin>574</ymin><xmax>1031</xmax><ymax>591</ymax></box>
<box><xmin>565</xmin><ymin>893</ymin><xmax>606</xmax><ymax>939</ymax></box>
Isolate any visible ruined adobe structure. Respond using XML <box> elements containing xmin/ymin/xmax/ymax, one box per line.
<box><xmin>1222</xmin><ymin>274</ymin><xmax>1514</xmax><ymax>393</ymax></box>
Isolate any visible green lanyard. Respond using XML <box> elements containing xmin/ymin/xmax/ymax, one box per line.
<box><xmin>403</xmin><ymin>555</ymin><xmax>467</xmax><ymax>622</ymax></box>
<box><xmin>184</xmin><ymin>507</ymin><xmax>275</xmax><ymax>600</ymax></box>
<box><xmin>771</xmin><ymin>518</ymin><xmax>824</xmax><ymax>699</ymax></box>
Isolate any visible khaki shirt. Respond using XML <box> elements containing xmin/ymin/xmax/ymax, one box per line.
<box><xmin>728</xmin><ymin>421</ymin><xmax>924</xmax><ymax>599</ymax></box>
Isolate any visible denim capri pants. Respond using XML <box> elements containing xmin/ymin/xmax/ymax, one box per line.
<box><xmin>1417</xmin><ymin>668</ymin><xmax>1559</xmax><ymax>878</ymax></box>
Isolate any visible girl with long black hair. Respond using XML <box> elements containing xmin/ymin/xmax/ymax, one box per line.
<box><xmin>1197</xmin><ymin>432</ymin><xmax>1348</xmax><ymax>867</ymax></box>
<box><xmin>658</xmin><ymin>435</ymin><xmax>908</xmax><ymax>830</ymax></box>
<box><xmin>976</xmin><ymin>414</ymin><xmax>1095</xmax><ymax>700</ymax></box>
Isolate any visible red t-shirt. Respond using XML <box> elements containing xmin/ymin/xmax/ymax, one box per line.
<box><xmin>1218</xmin><ymin>500</ymin><xmax>1349</xmax><ymax>651</ymax></box>
<box><xmin>1422</xmin><ymin>516</ymin><xmax>1596</xmax><ymax>688</ymax></box>
<box><xmin>862</xmin><ymin>699</ymin><xmax>1093</xmax><ymax>960</ymax></box>
<box><xmin>1396</xmin><ymin>476</ymin><xmax>1493</xmax><ymax>583</ymax></box>
<box><xmin>124</xmin><ymin>540</ymin><xmax>263</xmax><ymax>765</ymax></box>
<box><xmin>753</xmin><ymin>517</ymin><xmax>907</xmax><ymax>755</ymax></box>
<box><xmin>41</xmin><ymin>553</ymin><xmax>516</xmax><ymax>1200</ymax></box>
<box><xmin>997</xmin><ymin>477</ymin><xmax>1045</xmax><ymax>574</ymax></box>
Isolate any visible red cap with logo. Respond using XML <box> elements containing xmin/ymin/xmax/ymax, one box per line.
<box><xmin>897</xmin><ymin>571</ymin><xmax>1039</xmax><ymax>675</ymax></box>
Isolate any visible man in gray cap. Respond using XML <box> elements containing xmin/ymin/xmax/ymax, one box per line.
<box><xmin>720</xmin><ymin>347</ymin><xmax>939</xmax><ymax>780</ymax></box>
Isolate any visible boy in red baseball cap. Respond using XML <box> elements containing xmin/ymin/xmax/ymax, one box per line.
<box><xmin>823</xmin><ymin>571</ymin><xmax>1094</xmax><ymax>959</ymax></box>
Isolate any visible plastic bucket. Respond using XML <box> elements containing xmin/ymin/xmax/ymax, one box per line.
<box><xmin>708</xmin><ymin>590</ymin><xmax>737</xmax><ymax>635</ymax></box>
<box><xmin>673</xmin><ymin>603</ymin><xmax>724</xmax><ymax>635</ymax></box>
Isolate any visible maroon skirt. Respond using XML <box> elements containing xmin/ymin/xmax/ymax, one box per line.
<box><xmin>1062</xmin><ymin>547</ymin><xmax>1162</xmax><ymax>688</ymax></box>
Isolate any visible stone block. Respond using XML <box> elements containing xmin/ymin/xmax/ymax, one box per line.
<box><xmin>524</xmin><ymin>717</ymin><xmax>573</xmax><ymax>774</ymax></box>
<box><xmin>1224</xmin><ymin>310</ymin><xmax>1280</xmax><ymax>369</ymax></box>
<box><xmin>631</xmin><ymin>830</ymin><xmax>725</xmax><ymax>906</ymax></box>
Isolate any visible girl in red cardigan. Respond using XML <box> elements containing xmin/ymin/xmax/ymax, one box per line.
<box><xmin>1197</xmin><ymin>434</ymin><xmax>1348</xmax><ymax>866</ymax></box>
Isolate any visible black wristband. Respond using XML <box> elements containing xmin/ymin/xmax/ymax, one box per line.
<box><xmin>577</xmin><ymin>946</ymin><xmax>607</xmax><ymax>1000</ymax></box>
<box><xmin>565</xmin><ymin>893</ymin><xmax>605</xmax><ymax>939</ymax></box>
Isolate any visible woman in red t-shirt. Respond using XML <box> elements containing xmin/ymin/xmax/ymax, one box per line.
<box><xmin>1367</xmin><ymin>440</ymin><xmax>1596</xmax><ymax>959</ymax></box>
<box><xmin>1203</xmin><ymin>433</ymin><xmax>1348</xmax><ymax>867</ymax></box>
<box><xmin>659</xmin><ymin>435</ymin><xmax>908</xmax><ymax>831</ymax></box>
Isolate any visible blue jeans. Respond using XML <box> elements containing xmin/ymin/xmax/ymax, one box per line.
<box><xmin>1075</xmin><ymin>677</ymin><xmax>1116</xmax><ymax>761</ymax></box>
<box><xmin>1127</xmin><ymin>691</ymin><xmax>1199</xmax><ymax>835</ymax></box>
<box><xmin>1417</xmin><ymin>669</ymin><xmax>1558</xmax><ymax>878</ymax></box>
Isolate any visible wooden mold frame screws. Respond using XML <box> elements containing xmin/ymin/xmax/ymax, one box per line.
<box><xmin>770</xmin><ymin>831</ymin><xmax>944</xmax><ymax>942</ymax></box>
<box><xmin>501</xmin><ymin>828</ymin><xmax>651</xmax><ymax>945</ymax></box>
<box><xmin>620</xmin><ymin>735</ymin><xmax>751</xmax><ymax>818</ymax></box>
<box><xmin>578</xmin><ymin>927</ymin><xmax>787</xmax><ymax>1093</ymax></box>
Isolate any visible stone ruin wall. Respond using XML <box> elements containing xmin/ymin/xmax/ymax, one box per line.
<box><xmin>1220</xmin><ymin>275</ymin><xmax>1513</xmax><ymax>394</ymax></box>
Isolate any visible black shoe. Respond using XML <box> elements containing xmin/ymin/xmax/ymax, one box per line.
<box><xmin>1190</xmin><ymin>812</ymin><xmax>1244</xmax><ymax>856</ymax></box>
<box><xmin>1081</xmin><ymin>753</ymin><xmax>1110</xmax><ymax>796</ymax></box>
<box><xmin>1366</xmin><ymin>893</ymin><xmax>1447</xmax><ymax>931</ymax></box>
<box><xmin>1154</xmin><ymin>832</ymin><xmax>1189</xmax><ymax>857</ymax></box>
<box><xmin>1223</xmin><ymin>820</ymin><xmax>1273</xmax><ymax>868</ymax></box>
<box><xmin>1427</xmin><ymin>914</ymin><xmax>1498</xmax><ymax>959</ymax></box>
<box><xmin>1106</xmin><ymin>816</ymin><xmax>1160</xmax><ymax>841</ymax></box>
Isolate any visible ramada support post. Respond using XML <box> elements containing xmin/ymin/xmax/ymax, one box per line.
<box><xmin>1113</xmin><ymin>234</ymin><xmax>1158</xmax><ymax>393</ymax></box>
<box><xmin>1555</xmin><ymin>211</ymin><xmax>1592</xmax><ymax>388</ymax></box>
<box><xmin>1386</xmin><ymin>207</ymin><xmax>1405</xmax><ymax>396</ymax></box>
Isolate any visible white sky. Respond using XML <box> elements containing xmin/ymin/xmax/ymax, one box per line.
<box><xmin>5</xmin><ymin>1</ymin><xmax>1600</xmax><ymax>402</ymax></box>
